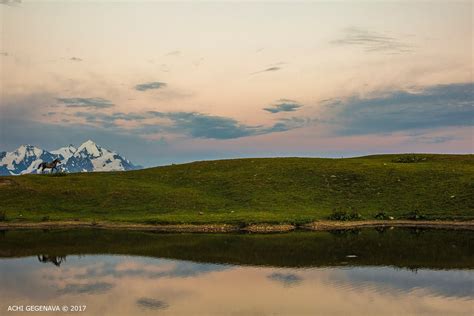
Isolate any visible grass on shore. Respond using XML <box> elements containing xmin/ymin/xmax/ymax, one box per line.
<box><xmin>0</xmin><ymin>154</ymin><xmax>472</xmax><ymax>225</ymax></box>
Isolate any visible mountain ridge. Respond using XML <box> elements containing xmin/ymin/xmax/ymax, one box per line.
<box><xmin>0</xmin><ymin>140</ymin><xmax>139</xmax><ymax>175</ymax></box>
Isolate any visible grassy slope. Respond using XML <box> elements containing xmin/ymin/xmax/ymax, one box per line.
<box><xmin>0</xmin><ymin>154</ymin><xmax>473</xmax><ymax>224</ymax></box>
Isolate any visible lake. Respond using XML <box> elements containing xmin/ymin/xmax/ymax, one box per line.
<box><xmin>0</xmin><ymin>228</ymin><xmax>473</xmax><ymax>315</ymax></box>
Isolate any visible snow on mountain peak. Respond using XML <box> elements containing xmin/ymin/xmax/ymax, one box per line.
<box><xmin>76</xmin><ymin>140</ymin><xmax>105</xmax><ymax>158</ymax></box>
<box><xmin>17</xmin><ymin>144</ymin><xmax>43</xmax><ymax>156</ymax></box>
<box><xmin>51</xmin><ymin>144</ymin><xmax>77</xmax><ymax>161</ymax></box>
<box><xmin>2</xmin><ymin>144</ymin><xmax>44</xmax><ymax>170</ymax></box>
<box><xmin>0</xmin><ymin>140</ymin><xmax>139</xmax><ymax>175</ymax></box>
<box><xmin>82</xmin><ymin>140</ymin><xmax>96</xmax><ymax>146</ymax></box>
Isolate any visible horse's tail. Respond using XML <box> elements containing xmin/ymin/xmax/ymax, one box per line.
<box><xmin>38</xmin><ymin>162</ymin><xmax>44</xmax><ymax>169</ymax></box>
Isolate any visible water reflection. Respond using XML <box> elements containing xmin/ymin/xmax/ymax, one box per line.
<box><xmin>37</xmin><ymin>255</ymin><xmax>67</xmax><ymax>267</ymax></box>
<box><xmin>0</xmin><ymin>255</ymin><xmax>473</xmax><ymax>315</ymax></box>
<box><xmin>0</xmin><ymin>228</ymin><xmax>473</xmax><ymax>315</ymax></box>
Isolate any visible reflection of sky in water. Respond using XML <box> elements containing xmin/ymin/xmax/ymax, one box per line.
<box><xmin>67</xmin><ymin>256</ymin><xmax>230</xmax><ymax>280</ymax></box>
<box><xmin>0</xmin><ymin>256</ymin><xmax>473</xmax><ymax>315</ymax></box>
<box><xmin>331</xmin><ymin>267</ymin><xmax>474</xmax><ymax>299</ymax></box>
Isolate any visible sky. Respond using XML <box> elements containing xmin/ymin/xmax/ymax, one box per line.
<box><xmin>0</xmin><ymin>0</ymin><xmax>472</xmax><ymax>167</ymax></box>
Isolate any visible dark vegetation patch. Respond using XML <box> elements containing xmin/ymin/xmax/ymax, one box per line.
<box><xmin>405</xmin><ymin>210</ymin><xmax>429</xmax><ymax>220</ymax></box>
<box><xmin>328</xmin><ymin>210</ymin><xmax>363</xmax><ymax>221</ymax></box>
<box><xmin>47</xmin><ymin>172</ymin><xmax>67</xmax><ymax>177</ymax></box>
<box><xmin>392</xmin><ymin>154</ymin><xmax>429</xmax><ymax>163</ymax></box>
<box><xmin>374</xmin><ymin>212</ymin><xmax>391</xmax><ymax>220</ymax></box>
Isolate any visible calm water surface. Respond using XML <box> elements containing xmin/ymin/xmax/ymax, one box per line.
<box><xmin>0</xmin><ymin>228</ymin><xmax>473</xmax><ymax>316</ymax></box>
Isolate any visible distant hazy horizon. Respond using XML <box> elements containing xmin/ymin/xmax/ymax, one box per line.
<box><xmin>1</xmin><ymin>1</ymin><xmax>472</xmax><ymax>167</ymax></box>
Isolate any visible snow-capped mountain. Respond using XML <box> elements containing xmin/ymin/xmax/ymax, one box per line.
<box><xmin>0</xmin><ymin>140</ymin><xmax>140</xmax><ymax>175</ymax></box>
<box><xmin>0</xmin><ymin>145</ymin><xmax>58</xmax><ymax>175</ymax></box>
<box><xmin>51</xmin><ymin>144</ymin><xmax>77</xmax><ymax>161</ymax></box>
<box><xmin>64</xmin><ymin>140</ymin><xmax>137</xmax><ymax>173</ymax></box>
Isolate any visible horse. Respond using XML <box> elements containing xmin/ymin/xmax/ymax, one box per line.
<box><xmin>38</xmin><ymin>159</ymin><xmax>61</xmax><ymax>173</ymax></box>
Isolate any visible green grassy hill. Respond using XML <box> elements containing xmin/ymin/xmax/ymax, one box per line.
<box><xmin>0</xmin><ymin>154</ymin><xmax>472</xmax><ymax>224</ymax></box>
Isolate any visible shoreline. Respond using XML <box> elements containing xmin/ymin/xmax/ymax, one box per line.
<box><xmin>0</xmin><ymin>220</ymin><xmax>473</xmax><ymax>233</ymax></box>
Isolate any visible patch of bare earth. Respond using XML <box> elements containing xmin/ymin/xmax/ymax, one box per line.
<box><xmin>0</xmin><ymin>220</ymin><xmax>472</xmax><ymax>232</ymax></box>
<box><xmin>0</xmin><ymin>179</ymin><xmax>16</xmax><ymax>187</ymax></box>
<box><xmin>243</xmin><ymin>224</ymin><xmax>296</xmax><ymax>233</ymax></box>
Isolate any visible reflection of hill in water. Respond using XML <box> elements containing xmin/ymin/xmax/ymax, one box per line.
<box><xmin>0</xmin><ymin>228</ymin><xmax>472</xmax><ymax>270</ymax></box>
